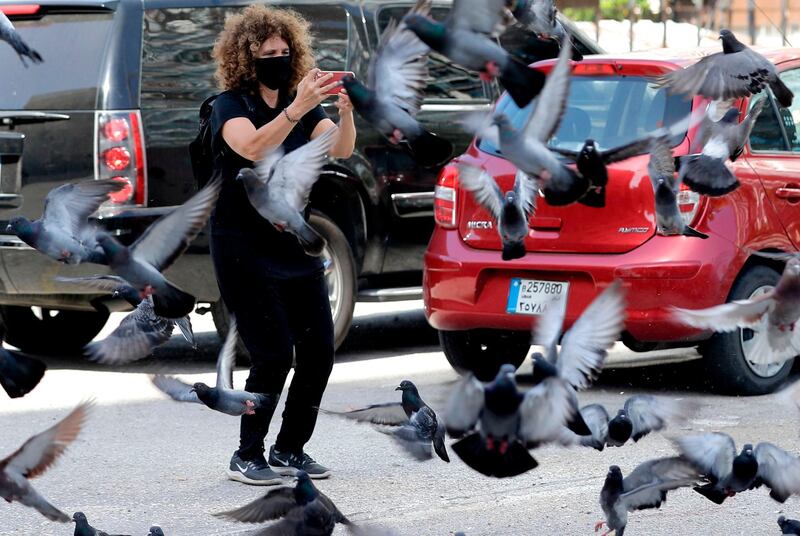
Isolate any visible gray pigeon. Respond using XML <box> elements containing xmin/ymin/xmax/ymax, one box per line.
<box><xmin>213</xmin><ymin>470</ymin><xmax>352</xmax><ymax>535</ymax></box>
<box><xmin>0</xmin><ymin>402</ymin><xmax>91</xmax><ymax>522</ymax></box>
<box><xmin>0</xmin><ymin>348</ymin><xmax>46</xmax><ymax>398</ymax></box>
<box><xmin>676</xmin><ymin>433</ymin><xmax>800</xmax><ymax>504</ymax></box>
<box><xmin>72</xmin><ymin>511</ymin><xmax>130</xmax><ymax>536</ymax></box>
<box><xmin>96</xmin><ymin>178</ymin><xmax>221</xmax><ymax>318</ymax></box>
<box><xmin>458</xmin><ymin>165</ymin><xmax>537</xmax><ymax>261</ymax></box>
<box><xmin>384</xmin><ymin>405</ymin><xmax>449</xmax><ymax>462</ymax></box>
<box><xmin>657</xmin><ymin>29</ymin><xmax>793</xmax><ymax>107</ymax></box>
<box><xmin>341</xmin><ymin>0</ymin><xmax>453</xmax><ymax>168</ymax></box>
<box><xmin>597</xmin><ymin>457</ymin><xmax>702</xmax><ymax>536</ymax></box>
<box><xmin>648</xmin><ymin>136</ymin><xmax>708</xmax><ymax>238</ymax></box>
<box><xmin>151</xmin><ymin>318</ymin><xmax>271</xmax><ymax>416</ymax></box>
<box><xmin>779</xmin><ymin>515</ymin><xmax>800</xmax><ymax>534</ymax></box>
<box><xmin>445</xmin><ymin>364</ymin><xmax>575</xmax><ymax>477</ymax></box>
<box><xmin>237</xmin><ymin>127</ymin><xmax>336</xmax><ymax>256</ymax></box>
<box><xmin>678</xmin><ymin>98</ymin><xmax>765</xmax><ymax>196</ymax></box>
<box><xmin>671</xmin><ymin>256</ymin><xmax>800</xmax><ymax>366</ymax></box>
<box><xmin>0</xmin><ymin>10</ymin><xmax>42</xmax><ymax>66</ymax></box>
<box><xmin>404</xmin><ymin>0</ymin><xmax>546</xmax><ymax>108</ymax></box>
<box><xmin>147</xmin><ymin>527</ymin><xmax>165</xmax><ymax>536</ymax></box>
<box><xmin>508</xmin><ymin>0</ymin><xmax>565</xmax><ymax>38</ymax></box>
<box><xmin>6</xmin><ymin>179</ymin><xmax>125</xmax><ymax>265</ymax></box>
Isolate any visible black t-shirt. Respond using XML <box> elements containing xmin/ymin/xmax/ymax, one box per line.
<box><xmin>209</xmin><ymin>89</ymin><xmax>328</xmax><ymax>278</ymax></box>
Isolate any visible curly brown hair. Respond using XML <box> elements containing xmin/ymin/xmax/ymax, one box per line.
<box><xmin>212</xmin><ymin>4</ymin><xmax>315</xmax><ymax>94</ymax></box>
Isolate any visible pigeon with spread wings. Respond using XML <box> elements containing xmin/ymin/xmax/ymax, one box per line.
<box><xmin>0</xmin><ymin>10</ymin><xmax>42</xmax><ymax>67</ymax></box>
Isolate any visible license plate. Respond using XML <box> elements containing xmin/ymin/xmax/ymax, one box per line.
<box><xmin>506</xmin><ymin>278</ymin><xmax>569</xmax><ymax>316</ymax></box>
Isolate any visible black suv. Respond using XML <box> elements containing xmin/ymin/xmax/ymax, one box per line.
<box><xmin>0</xmin><ymin>0</ymin><xmax>600</xmax><ymax>354</ymax></box>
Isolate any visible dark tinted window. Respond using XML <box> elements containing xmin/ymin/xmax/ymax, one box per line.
<box><xmin>0</xmin><ymin>12</ymin><xmax>113</xmax><ymax>110</ymax></box>
<box><xmin>479</xmin><ymin>75</ymin><xmax>691</xmax><ymax>155</ymax></box>
<box><xmin>377</xmin><ymin>6</ymin><xmax>488</xmax><ymax>101</ymax></box>
<box><xmin>749</xmin><ymin>92</ymin><xmax>790</xmax><ymax>152</ymax></box>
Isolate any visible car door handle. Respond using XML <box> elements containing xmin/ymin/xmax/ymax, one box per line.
<box><xmin>776</xmin><ymin>185</ymin><xmax>800</xmax><ymax>199</ymax></box>
<box><xmin>530</xmin><ymin>216</ymin><xmax>562</xmax><ymax>230</ymax></box>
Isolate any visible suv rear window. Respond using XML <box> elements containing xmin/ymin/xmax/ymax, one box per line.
<box><xmin>0</xmin><ymin>11</ymin><xmax>113</xmax><ymax>110</ymax></box>
<box><xmin>479</xmin><ymin>75</ymin><xmax>691</xmax><ymax>155</ymax></box>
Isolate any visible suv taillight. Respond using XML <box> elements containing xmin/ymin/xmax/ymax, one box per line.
<box><xmin>95</xmin><ymin>111</ymin><xmax>146</xmax><ymax>208</ymax></box>
<box><xmin>658</xmin><ymin>183</ymin><xmax>702</xmax><ymax>235</ymax></box>
<box><xmin>434</xmin><ymin>164</ymin><xmax>459</xmax><ymax>229</ymax></box>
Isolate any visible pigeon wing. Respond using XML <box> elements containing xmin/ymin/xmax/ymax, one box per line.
<box><xmin>600</xmin><ymin>136</ymin><xmax>654</xmax><ymax>164</ymax></box>
<box><xmin>85</xmin><ymin>306</ymin><xmax>172</xmax><ymax>365</ymax></box>
<box><xmin>41</xmin><ymin>180</ymin><xmax>124</xmax><ymax>238</ymax></box>
<box><xmin>445</xmin><ymin>374</ymin><xmax>485</xmax><ymax>436</ymax></box>
<box><xmin>2</xmin><ymin>401</ymin><xmax>91</xmax><ymax>479</ymax></box>
<box><xmin>272</xmin><ymin>126</ymin><xmax>337</xmax><ymax>212</ymax></box>
<box><xmin>518</xmin><ymin>377</ymin><xmax>574</xmax><ymax>445</ymax></box>
<box><xmin>457</xmin><ymin>164</ymin><xmax>504</xmax><ymax>221</ymax></box>
<box><xmin>624</xmin><ymin>395</ymin><xmax>693</xmax><ymax>440</ymax></box>
<box><xmin>532</xmin><ymin>290</ymin><xmax>566</xmax><ymax>363</ymax></box>
<box><xmin>524</xmin><ymin>34</ymin><xmax>573</xmax><ymax>143</ymax></box>
<box><xmin>54</xmin><ymin>275</ymin><xmax>133</xmax><ymax>294</ymax></box>
<box><xmin>15</xmin><ymin>486</ymin><xmax>69</xmax><ymax>522</ymax></box>
<box><xmin>670</xmin><ymin>293</ymin><xmax>774</xmax><ymax>332</ymax></box>
<box><xmin>446</xmin><ymin>0</ymin><xmax>509</xmax><ymax>36</ymax></box>
<box><xmin>620</xmin><ymin>456</ymin><xmax>700</xmax><ymax>512</ymax></box>
<box><xmin>673</xmin><ymin>432</ymin><xmax>736</xmax><ymax>481</ymax></box>
<box><xmin>151</xmin><ymin>375</ymin><xmax>201</xmax><ymax>404</ymax></box>
<box><xmin>755</xmin><ymin>442</ymin><xmax>800</xmax><ymax>501</ymax></box>
<box><xmin>320</xmin><ymin>403</ymin><xmax>409</xmax><ymax>425</ymax></box>
<box><xmin>579</xmin><ymin>403</ymin><xmax>610</xmax><ymax>445</ymax></box>
<box><xmin>213</xmin><ymin>487</ymin><xmax>299</xmax><ymax>523</ymax></box>
<box><xmin>216</xmin><ymin>317</ymin><xmax>237</xmax><ymax>390</ymax></box>
<box><xmin>512</xmin><ymin>169</ymin><xmax>538</xmax><ymax>219</ymax></box>
<box><xmin>130</xmin><ymin>178</ymin><xmax>222</xmax><ymax>271</ymax></box>
<box><xmin>556</xmin><ymin>280</ymin><xmax>626</xmax><ymax>390</ymax></box>
<box><xmin>658</xmin><ymin>50</ymin><xmax>771</xmax><ymax>102</ymax></box>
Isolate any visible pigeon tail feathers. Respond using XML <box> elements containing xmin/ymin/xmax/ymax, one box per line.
<box><xmin>680</xmin><ymin>155</ymin><xmax>740</xmax><ymax>196</ymax></box>
<box><xmin>407</xmin><ymin>130</ymin><xmax>454</xmax><ymax>168</ymax></box>
<box><xmin>498</xmin><ymin>59</ymin><xmax>546</xmax><ymax>108</ymax></box>
<box><xmin>152</xmin><ymin>282</ymin><xmax>196</xmax><ymax>319</ymax></box>
<box><xmin>295</xmin><ymin>221</ymin><xmax>326</xmax><ymax>256</ymax></box>
<box><xmin>0</xmin><ymin>351</ymin><xmax>46</xmax><ymax>398</ymax></box>
<box><xmin>451</xmin><ymin>433</ymin><xmax>538</xmax><ymax>478</ymax></box>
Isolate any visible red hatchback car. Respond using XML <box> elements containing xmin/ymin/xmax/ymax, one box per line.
<box><xmin>424</xmin><ymin>48</ymin><xmax>800</xmax><ymax>395</ymax></box>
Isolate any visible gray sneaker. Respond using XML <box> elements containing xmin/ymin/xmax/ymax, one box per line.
<box><xmin>268</xmin><ymin>445</ymin><xmax>331</xmax><ymax>479</ymax></box>
<box><xmin>226</xmin><ymin>453</ymin><xmax>284</xmax><ymax>486</ymax></box>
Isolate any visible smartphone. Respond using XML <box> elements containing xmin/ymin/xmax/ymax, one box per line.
<box><xmin>317</xmin><ymin>71</ymin><xmax>355</xmax><ymax>95</ymax></box>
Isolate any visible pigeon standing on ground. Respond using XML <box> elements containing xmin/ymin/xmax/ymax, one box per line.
<box><xmin>596</xmin><ymin>457</ymin><xmax>702</xmax><ymax>536</ymax></box>
<box><xmin>96</xmin><ymin>178</ymin><xmax>221</xmax><ymax>318</ymax></box>
<box><xmin>0</xmin><ymin>11</ymin><xmax>42</xmax><ymax>66</ymax></box>
<box><xmin>648</xmin><ymin>135</ymin><xmax>708</xmax><ymax>238</ymax></box>
<box><xmin>237</xmin><ymin>127</ymin><xmax>336</xmax><ymax>256</ymax></box>
<box><xmin>670</xmin><ymin>256</ymin><xmax>800</xmax><ymax>366</ymax></box>
<box><xmin>779</xmin><ymin>515</ymin><xmax>800</xmax><ymax>534</ymax></box>
<box><xmin>656</xmin><ymin>29</ymin><xmax>793</xmax><ymax>107</ymax></box>
<box><xmin>0</xmin><ymin>348</ymin><xmax>46</xmax><ymax>398</ymax></box>
<box><xmin>321</xmin><ymin>380</ymin><xmax>449</xmax><ymax>462</ymax></box>
<box><xmin>562</xmin><ymin>395</ymin><xmax>695</xmax><ymax>450</ymax></box>
<box><xmin>458</xmin><ymin>165</ymin><xmax>537</xmax><ymax>260</ymax></box>
<box><xmin>445</xmin><ymin>364</ymin><xmax>575</xmax><ymax>477</ymax></box>
<box><xmin>676</xmin><ymin>432</ymin><xmax>800</xmax><ymax>504</ymax></box>
<box><xmin>678</xmin><ymin>98</ymin><xmax>765</xmax><ymax>196</ymax></box>
<box><xmin>341</xmin><ymin>0</ymin><xmax>453</xmax><ymax>168</ymax></box>
<box><xmin>147</xmin><ymin>527</ymin><xmax>165</xmax><ymax>536</ymax></box>
<box><xmin>0</xmin><ymin>402</ymin><xmax>91</xmax><ymax>521</ymax></box>
<box><xmin>213</xmin><ymin>470</ymin><xmax>352</xmax><ymax>535</ymax></box>
<box><xmin>530</xmin><ymin>280</ymin><xmax>627</xmax><ymax>437</ymax></box>
<box><xmin>72</xmin><ymin>511</ymin><xmax>130</xmax><ymax>536</ymax></box>
<box><xmin>151</xmin><ymin>318</ymin><xmax>272</xmax><ymax>416</ymax></box>
<box><xmin>404</xmin><ymin>0</ymin><xmax>547</xmax><ymax>108</ymax></box>
<box><xmin>6</xmin><ymin>179</ymin><xmax>125</xmax><ymax>265</ymax></box>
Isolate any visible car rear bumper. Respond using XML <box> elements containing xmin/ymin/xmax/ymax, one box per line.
<box><xmin>423</xmin><ymin>228</ymin><xmax>742</xmax><ymax>343</ymax></box>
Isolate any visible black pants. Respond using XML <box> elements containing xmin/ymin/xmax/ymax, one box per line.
<box><xmin>211</xmin><ymin>233</ymin><xmax>334</xmax><ymax>459</ymax></box>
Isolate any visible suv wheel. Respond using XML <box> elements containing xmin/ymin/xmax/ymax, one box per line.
<box><xmin>0</xmin><ymin>306</ymin><xmax>108</xmax><ymax>355</ymax></box>
<box><xmin>698</xmin><ymin>265</ymin><xmax>793</xmax><ymax>395</ymax></box>
<box><xmin>439</xmin><ymin>329</ymin><xmax>530</xmax><ymax>381</ymax></box>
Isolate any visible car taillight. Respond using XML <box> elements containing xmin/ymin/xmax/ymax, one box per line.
<box><xmin>677</xmin><ymin>183</ymin><xmax>701</xmax><ymax>226</ymax></box>
<box><xmin>0</xmin><ymin>4</ymin><xmax>41</xmax><ymax>16</ymax></box>
<box><xmin>95</xmin><ymin>111</ymin><xmax>146</xmax><ymax>207</ymax></box>
<box><xmin>434</xmin><ymin>164</ymin><xmax>459</xmax><ymax>229</ymax></box>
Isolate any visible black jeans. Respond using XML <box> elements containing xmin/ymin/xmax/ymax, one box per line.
<box><xmin>210</xmin><ymin>233</ymin><xmax>334</xmax><ymax>459</ymax></box>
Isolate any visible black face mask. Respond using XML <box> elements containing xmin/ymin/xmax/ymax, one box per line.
<box><xmin>254</xmin><ymin>55</ymin><xmax>292</xmax><ymax>90</ymax></box>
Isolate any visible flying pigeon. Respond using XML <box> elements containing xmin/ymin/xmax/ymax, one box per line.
<box><xmin>656</xmin><ymin>29</ymin><xmax>793</xmax><ymax>108</ymax></box>
<box><xmin>341</xmin><ymin>0</ymin><xmax>453</xmax><ymax>168</ymax></box>
<box><xmin>512</xmin><ymin>33</ymin><xmax>583</xmax><ymax>64</ymax></box>
<box><xmin>676</xmin><ymin>432</ymin><xmax>800</xmax><ymax>504</ymax></box>
<box><xmin>404</xmin><ymin>0</ymin><xmax>547</xmax><ymax>108</ymax></box>
<box><xmin>321</xmin><ymin>380</ymin><xmax>449</xmax><ymax>462</ymax></box>
<box><xmin>779</xmin><ymin>515</ymin><xmax>800</xmax><ymax>535</ymax></box>
<box><xmin>596</xmin><ymin>457</ymin><xmax>702</xmax><ymax>536</ymax></box>
<box><xmin>0</xmin><ymin>348</ymin><xmax>46</xmax><ymax>398</ymax></box>
<box><xmin>72</xmin><ymin>511</ymin><xmax>130</xmax><ymax>536</ymax></box>
<box><xmin>562</xmin><ymin>396</ymin><xmax>695</xmax><ymax>450</ymax></box>
<box><xmin>507</xmin><ymin>0</ymin><xmax>565</xmax><ymax>39</ymax></box>
<box><xmin>670</xmin><ymin>256</ymin><xmax>800</xmax><ymax>366</ymax></box>
<box><xmin>458</xmin><ymin>165</ymin><xmax>537</xmax><ymax>261</ymax></box>
<box><xmin>530</xmin><ymin>280</ymin><xmax>626</xmax><ymax>436</ymax></box>
<box><xmin>6</xmin><ymin>179</ymin><xmax>125</xmax><ymax>265</ymax></box>
<box><xmin>445</xmin><ymin>364</ymin><xmax>575</xmax><ymax>478</ymax></box>
<box><xmin>213</xmin><ymin>470</ymin><xmax>352</xmax><ymax>535</ymax></box>
<box><xmin>678</xmin><ymin>98</ymin><xmax>765</xmax><ymax>196</ymax></box>
<box><xmin>237</xmin><ymin>127</ymin><xmax>336</xmax><ymax>256</ymax></box>
<box><xmin>96</xmin><ymin>178</ymin><xmax>221</xmax><ymax>318</ymax></box>
<box><xmin>0</xmin><ymin>402</ymin><xmax>91</xmax><ymax>521</ymax></box>
<box><xmin>151</xmin><ymin>318</ymin><xmax>272</xmax><ymax>416</ymax></box>
<box><xmin>648</xmin><ymin>135</ymin><xmax>708</xmax><ymax>238</ymax></box>
<box><xmin>0</xmin><ymin>11</ymin><xmax>42</xmax><ymax>66</ymax></box>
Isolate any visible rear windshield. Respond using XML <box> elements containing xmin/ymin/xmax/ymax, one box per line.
<box><xmin>0</xmin><ymin>11</ymin><xmax>113</xmax><ymax>110</ymax></box>
<box><xmin>479</xmin><ymin>75</ymin><xmax>691</xmax><ymax>155</ymax></box>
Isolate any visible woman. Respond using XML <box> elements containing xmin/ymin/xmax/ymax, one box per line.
<box><xmin>209</xmin><ymin>4</ymin><xmax>355</xmax><ymax>485</ymax></box>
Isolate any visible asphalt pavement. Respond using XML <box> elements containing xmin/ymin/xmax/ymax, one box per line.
<box><xmin>2</xmin><ymin>301</ymin><xmax>799</xmax><ymax>536</ymax></box>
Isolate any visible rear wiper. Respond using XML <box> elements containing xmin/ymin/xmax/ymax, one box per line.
<box><xmin>0</xmin><ymin>112</ymin><xmax>70</xmax><ymax>128</ymax></box>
